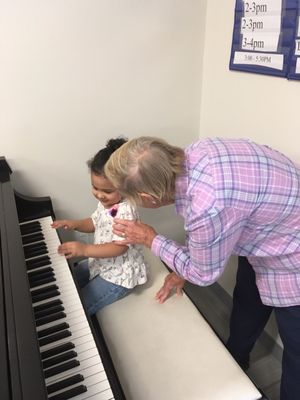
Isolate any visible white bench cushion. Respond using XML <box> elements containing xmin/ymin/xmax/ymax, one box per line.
<box><xmin>96</xmin><ymin>250</ymin><xmax>262</xmax><ymax>400</ymax></box>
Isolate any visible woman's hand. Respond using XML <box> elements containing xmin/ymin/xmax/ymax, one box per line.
<box><xmin>52</xmin><ymin>220</ymin><xmax>77</xmax><ymax>230</ymax></box>
<box><xmin>58</xmin><ymin>241</ymin><xmax>87</xmax><ymax>258</ymax></box>
<box><xmin>155</xmin><ymin>272</ymin><xmax>185</xmax><ymax>303</ymax></box>
<box><xmin>113</xmin><ymin>218</ymin><xmax>157</xmax><ymax>248</ymax></box>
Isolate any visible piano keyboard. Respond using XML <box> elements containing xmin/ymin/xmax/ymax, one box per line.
<box><xmin>20</xmin><ymin>216</ymin><xmax>115</xmax><ymax>400</ymax></box>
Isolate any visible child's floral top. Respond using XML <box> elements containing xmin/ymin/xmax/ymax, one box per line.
<box><xmin>89</xmin><ymin>200</ymin><xmax>147</xmax><ymax>288</ymax></box>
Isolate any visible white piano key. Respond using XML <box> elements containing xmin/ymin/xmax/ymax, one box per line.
<box><xmin>21</xmin><ymin>216</ymin><xmax>119</xmax><ymax>399</ymax></box>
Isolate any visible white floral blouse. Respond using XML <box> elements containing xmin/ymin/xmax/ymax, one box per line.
<box><xmin>88</xmin><ymin>200</ymin><xmax>148</xmax><ymax>289</ymax></box>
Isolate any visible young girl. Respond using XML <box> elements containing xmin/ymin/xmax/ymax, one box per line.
<box><xmin>52</xmin><ymin>138</ymin><xmax>147</xmax><ymax>315</ymax></box>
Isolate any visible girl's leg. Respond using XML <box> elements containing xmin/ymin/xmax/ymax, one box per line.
<box><xmin>275</xmin><ymin>305</ymin><xmax>300</xmax><ymax>400</ymax></box>
<box><xmin>80</xmin><ymin>275</ymin><xmax>132</xmax><ymax>315</ymax></box>
<box><xmin>226</xmin><ymin>257</ymin><xmax>273</xmax><ymax>368</ymax></box>
<box><xmin>72</xmin><ymin>259</ymin><xmax>90</xmax><ymax>288</ymax></box>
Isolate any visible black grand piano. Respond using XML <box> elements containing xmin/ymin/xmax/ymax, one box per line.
<box><xmin>0</xmin><ymin>157</ymin><xmax>125</xmax><ymax>400</ymax></box>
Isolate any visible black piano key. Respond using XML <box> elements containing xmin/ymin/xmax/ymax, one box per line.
<box><xmin>44</xmin><ymin>359</ymin><xmax>80</xmax><ymax>379</ymax></box>
<box><xmin>30</xmin><ymin>275</ymin><xmax>56</xmax><ymax>288</ymax></box>
<box><xmin>48</xmin><ymin>385</ymin><xmax>87</xmax><ymax>400</ymax></box>
<box><xmin>20</xmin><ymin>221</ymin><xmax>41</xmax><ymax>235</ymax></box>
<box><xmin>41</xmin><ymin>342</ymin><xmax>75</xmax><ymax>360</ymax></box>
<box><xmin>31</xmin><ymin>289</ymin><xmax>60</xmax><ymax>303</ymax></box>
<box><xmin>39</xmin><ymin>330</ymin><xmax>72</xmax><ymax>347</ymax></box>
<box><xmin>28</xmin><ymin>267</ymin><xmax>54</xmax><ymax>280</ymax></box>
<box><xmin>46</xmin><ymin>374</ymin><xmax>84</xmax><ymax>395</ymax></box>
<box><xmin>24</xmin><ymin>245</ymin><xmax>48</xmax><ymax>259</ymax></box>
<box><xmin>31</xmin><ymin>284</ymin><xmax>58</xmax><ymax>297</ymax></box>
<box><xmin>33</xmin><ymin>298</ymin><xmax>62</xmax><ymax>313</ymax></box>
<box><xmin>38</xmin><ymin>322</ymin><xmax>69</xmax><ymax>339</ymax></box>
<box><xmin>26</xmin><ymin>255</ymin><xmax>51</xmax><ymax>270</ymax></box>
<box><xmin>34</xmin><ymin>304</ymin><xmax>64</xmax><ymax>320</ymax></box>
<box><xmin>22</xmin><ymin>231</ymin><xmax>44</xmax><ymax>245</ymax></box>
<box><xmin>35</xmin><ymin>311</ymin><xmax>66</xmax><ymax>327</ymax></box>
<box><xmin>24</xmin><ymin>241</ymin><xmax>47</xmax><ymax>251</ymax></box>
<box><xmin>24</xmin><ymin>241</ymin><xmax>47</xmax><ymax>253</ymax></box>
<box><xmin>43</xmin><ymin>350</ymin><xmax>77</xmax><ymax>370</ymax></box>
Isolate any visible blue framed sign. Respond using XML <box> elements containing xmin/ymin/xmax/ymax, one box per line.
<box><xmin>229</xmin><ymin>0</ymin><xmax>299</xmax><ymax>78</ymax></box>
<box><xmin>287</xmin><ymin>2</ymin><xmax>300</xmax><ymax>79</ymax></box>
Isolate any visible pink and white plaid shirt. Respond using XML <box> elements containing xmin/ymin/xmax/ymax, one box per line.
<box><xmin>152</xmin><ymin>138</ymin><xmax>300</xmax><ymax>307</ymax></box>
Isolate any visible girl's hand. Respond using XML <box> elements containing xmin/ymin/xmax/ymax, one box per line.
<box><xmin>112</xmin><ymin>218</ymin><xmax>157</xmax><ymax>248</ymax></box>
<box><xmin>58</xmin><ymin>241</ymin><xmax>87</xmax><ymax>258</ymax></box>
<box><xmin>155</xmin><ymin>272</ymin><xmax>185</xmax><ymax>303</ymax></box>
<box><xmin>52</xmin><ymin>219</ymin><xmax>77</xmax><ymax>230</ymax></box>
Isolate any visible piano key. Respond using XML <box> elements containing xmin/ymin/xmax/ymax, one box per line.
<box><xmin>41</xmin><ymin>342</ymin><xmax>76</xmax><ymax>361</ymax></box>
<box><xmin>30</xmin><ymin>275</ymin><xmax>56</xmax><ymax>288</ymax></box>
<box><xmin>48</xmin><ymin>384</ymin><xmax>87</xmax><ymax>400</ymax></box>
<box><xmin>50</xmin><ymin>373</ymin><xmax>112</xmax><ymax>400</ymax></box>
<box><xmin>38</xmin><ymin>322</ymin><xmax>70</xmax><ymax>339</ymax></box>
<box><xmin>32</xmin><ymin>289</ymin><xmax>61</xmax><ymax>303</ymax></box>
<box><xmin>20</xmin><ymin>220</ymin><xmax>41</xmax><ymax>235</ymax></box>
<box><xmin>43</xmin><ymin>350</ymin><xmax>78</xmax><ymax>370</ymax></box>
<box><xmin>44</xmin><ymin>359</ymin><xmax>80</xmax><ymax>379</ymax></box>
<box><xmin>31</xmin><ymin>284</ymin><xmax>59</xmax><ymax>297</ymax></box>
<box><xmin>24</xmin><ymin>241</ymin><xmax>47</xmax><ymax>253</ymax></box>
<box><xmin>33</xmin><ymin>298</ymin><xmax>63</xmax><ymax>313</ymax></box>
<box><xmin>22</xmin><ymin>231</ymin><xmax>44</xmax><ymax>245</ymax></box>
<box><xmin>28</xmin><ymin>266</ymin><xmax>54</xmax><ymax>279</ymax></box>
<box><xmin>46</xmin><ymin>354</ymin><xmax>104</xmax><ymax>385</ymax></box>
<box><xmin>35</xmin><ymin>311</ymin><xmax>66</xmax><ymax>327</ymax></box>
<box><xmin>26</xmin><ymin>255</ymin><xmax>51</xmax><ymax>270</ymax></box>
<box><xmin>29</xmin><ymin>270</ymin><xmax>55</xmax><ymax>283</ymax></box>
<box><xmin>35</xmin><ymin>304</ymin><xmax>65</xmax><ymax>320</ymax></box>
<box><xmin>47</xmin><ymin>364</ymin><xmax>109</xmax><ymax>399</ymax></box>
<box><xmin>39</xmin><ymin>330</ymin><xmax>72</xmax><ymax>347</ymax></box>
<box><xmin>20</xmin><ymin>216</ymin><xmax>116</xmax><ymax>399</ymax></box>
<box><xmin>47</xmin><ymin>374</ymin><xmax>85</xmax><ymax>394</ymax></box>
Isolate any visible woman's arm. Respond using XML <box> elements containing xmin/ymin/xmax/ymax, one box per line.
<box><xmin>52</xmin><ymin>217</ymin><xmax>95</xmax><ymax>233</ymax></box>
<box><xmin>58</xmin><ymin>241</ymin><xmax>128</xmax><ymax>259</ymax></box>
<box><xmin>112</xmin><ymin>208</ymin><xmax>246</xmax><ymax>286</ymax></box>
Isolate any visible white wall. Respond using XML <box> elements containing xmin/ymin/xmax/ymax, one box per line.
<box><xmin>199</xmin><ymin>0</ymin><xmax>300</xmax><ymax>346</ymax></box>
<box><xmin>0</xmin><ymin>0</ymin><xmax>206</xmax><ymax>246</ymax></box>
<box><xmin>1</xmin><ymin>0</ymin><xmax>289</xmax><ymax>347</ymax></box>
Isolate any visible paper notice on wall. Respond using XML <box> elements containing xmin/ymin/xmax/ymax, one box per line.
<box><xmin>241</xmin><ymin>33</ymin><xmax>279</xmax><ymax>52</ymax></box>
<box><xmin>296</xmin><ymin>58</ymin><xmax>300</xmax><ymax>73</ymax></box>
<box><xmin>242</xmin><ymin>0</ymin><xmax>282</xmax><ymax>16</ymax></box>
<box><xmin>233</xmin><ymin>51</ymin><xmax>284</xmax><ymax>70</ymax></box>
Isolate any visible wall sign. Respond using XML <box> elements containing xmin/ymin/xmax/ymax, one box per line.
<box><xmin>229</xmin><ymin>0</ymin><xmax>299</xmax><ymax>79</ymax></box>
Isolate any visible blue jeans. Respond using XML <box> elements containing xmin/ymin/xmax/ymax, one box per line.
<box><xmin>72</xmin><ymin>259</ymin><xmax>131</xmax><ymax>315</ymax></box>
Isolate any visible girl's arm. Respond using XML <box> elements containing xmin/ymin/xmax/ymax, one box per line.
<box><xmin>52</xmin><ymin>218</ymin><xmax>95</xmax><ymax>233</ymax></box>
<box><xmin>58</xmin><ymin>241</ymin><xmax>128</xmax><ymax>259</ymax></box>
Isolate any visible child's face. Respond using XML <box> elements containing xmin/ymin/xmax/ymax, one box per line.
<box><xmin>91</xmin><ymin>173</ymin><xmax>121</xmax><ymax>209</ymax></box>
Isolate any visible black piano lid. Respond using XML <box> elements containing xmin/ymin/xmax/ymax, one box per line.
<box><xmin>0</xmin><ymin>157</ymin><xmax>54</xmax><ymax>223</ymax></box>
<box><xmin>0</xmin><ymin>164</ymin><xmax>48</xmax><ymax>400</ymax></box>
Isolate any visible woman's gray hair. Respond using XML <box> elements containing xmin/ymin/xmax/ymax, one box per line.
<box><xmin>104</xmin><ymin>136</ymin><xmax>185</xmax><ymax>205</ymax></box>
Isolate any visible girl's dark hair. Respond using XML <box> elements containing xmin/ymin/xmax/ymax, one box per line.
<box><xmin>87</xmin><ymin>137</ymin><xmax>128</xmax><ymax>175</ymax></box>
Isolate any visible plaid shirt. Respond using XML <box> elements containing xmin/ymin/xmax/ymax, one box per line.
<box><xmin>152</xmin><ymin>138</ymin><xmax>300</xmax><ymax>307</ymax></box>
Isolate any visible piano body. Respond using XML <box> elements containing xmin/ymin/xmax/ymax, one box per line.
<box><xmin>0</xmin><ymin>157</ymin><xmax>125</xmax><ymax>400</ymax></box>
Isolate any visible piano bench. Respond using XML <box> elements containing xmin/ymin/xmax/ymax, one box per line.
<box><xmin>96</xmin><ymin>249</ymin><xmax>263</xmax><ymax>400</ymax></box>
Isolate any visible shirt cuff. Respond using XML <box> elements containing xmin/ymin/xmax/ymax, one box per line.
<box><xmin>151</xmin><ymin>234</ymin><xmax>166</xmax><ymax>257</ymax></box>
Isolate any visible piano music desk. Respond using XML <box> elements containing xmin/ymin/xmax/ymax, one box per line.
<box><xmin>96</xmin><ymin>250</ymin><xmax>263</xmax><ymax>400</ymax></box>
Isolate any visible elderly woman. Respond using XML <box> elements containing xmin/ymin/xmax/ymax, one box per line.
<box><xmin>105</xmin><ymin>136</ymin><xmax>300</xmax><ymax>400</ymax></box>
